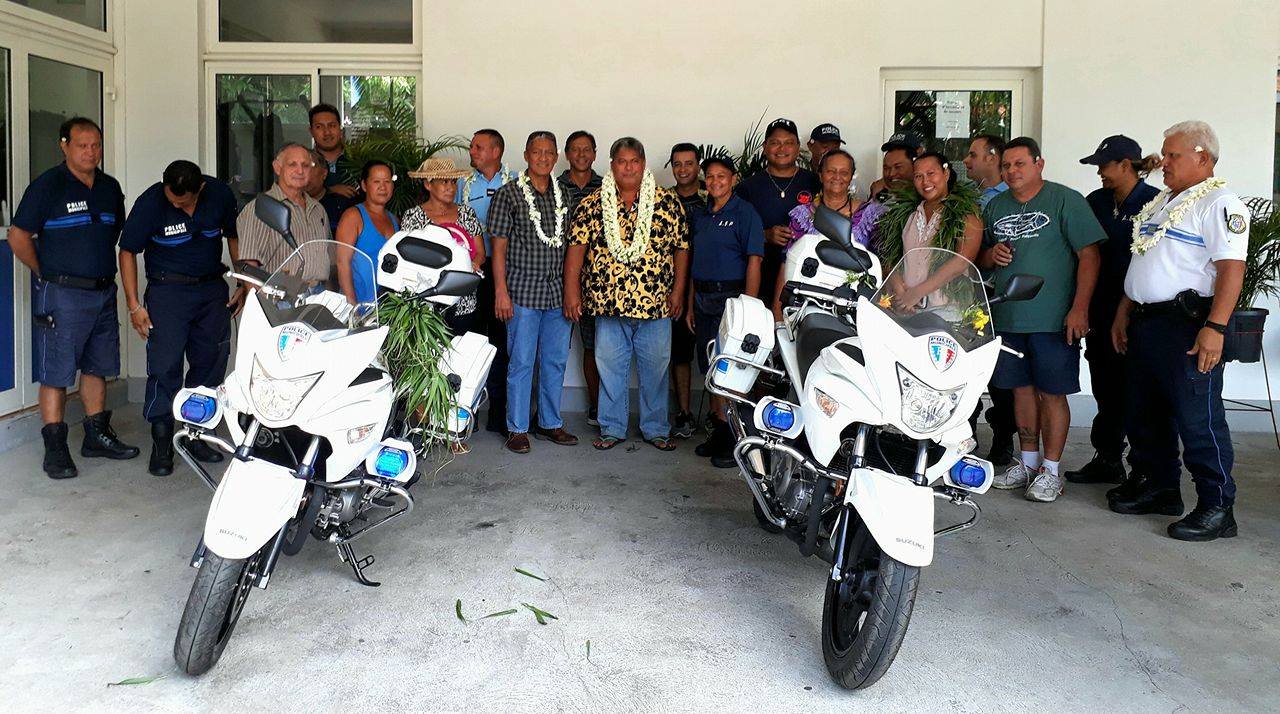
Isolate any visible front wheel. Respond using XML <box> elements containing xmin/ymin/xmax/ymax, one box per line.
<box><xmin>173</xmin><ymin>550</ymin><xmax>260</xmax><ymax>675</ymax></box>
<box><xmin>821</xmin><ymin>533</ymin><xmax>921</xmax><ymax>689</ymax></box>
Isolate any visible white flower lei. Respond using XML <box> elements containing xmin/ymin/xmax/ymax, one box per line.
<box><xmin>1130</xmin><ymin>177</ymin><xmax>1228</xmax><ymax>255</ymax></box>
<box><xmin>461</xmin><ymin>164</ymin><xmax>513</xmax><ymax>209</ymax></box>
<box><xmin>516</xmin><ymin>171</ymin><xmax>568</xmax><ymax>248</ymax></box>
<box><xmin>601</xmin><ymin>170</ymin><xmax>657</xmax><ymax>264</ymax></box>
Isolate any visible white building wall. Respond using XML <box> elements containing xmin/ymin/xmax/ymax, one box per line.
<box><xmin>99</xmin><ymin>0</ymin><xmax>1279</xmax><ymax>422</ymax></box>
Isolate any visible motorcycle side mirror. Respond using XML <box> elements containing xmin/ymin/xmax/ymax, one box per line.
<box><xmin>813</xmin><ymin>205</ymin><xmax>853</xmax><ymax>248</ymax></box>
<box><xmin>989</xmin><ymin>274</ymin><xmax>1044</xmax><ymax>306</ymax></box>
<box><xmin>254</xmin><ymin>194</ymin><xmax>298</xmax><ymax>250</ymax></box>
<box><xmin>815</xmin><ymin>240</ymin><xmax>874</xmax><ymax>274</ymax></box>
<box><xmin>417</xmin><ymin>270</ymin><xmax>481</xmax><ymax>299</ymax></box>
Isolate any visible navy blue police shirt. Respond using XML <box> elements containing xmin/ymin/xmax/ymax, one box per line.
<box><xmin>1085</xmin><ymin>180</ymin><xmax>1160</xmax><ymax>327</ymax></box>
<box><xmin>11</xmin><ymin>163</ymin><xmax>126</xmax><ymax>279</ymax></box>
<box><xmin>119</xmin><ymin>175</ymin><xmax>239</xmax><ymax>278</ymax></box>
<box><xmin>691</xmin><ymin>195</ymin><xmax>766</xmax><ymax>283</ymax></box>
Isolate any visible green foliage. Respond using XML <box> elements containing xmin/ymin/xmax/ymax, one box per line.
<box><xmin>343</xmin><ymin>133</ymin><xmax>468</xmax><ymax>216</ymax></box>
<box><xmin>377</xmin><ymin>291</ymin><xmax>457</xmax><ymax>449</ymax></box>
<box><xmin>873</xmin><ymin>180</ymin><xmax>982</xmax><ymax>270</ymax></box>
<box><xmin>1238</xmin><ymin>205</ymin><xmax>1280</xmax><ymax>309</ymax></box>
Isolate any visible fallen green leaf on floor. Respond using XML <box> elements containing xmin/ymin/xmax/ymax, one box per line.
<box><xmin>586</xmin><ymin>640</ymin><xmax>591</xmax><ymax>661</ymax></box>
<box><xmin>514</xmin><ymin>567</ymin><xmax>547</xmax><ymax>582</ymax></box>
<box><xmin>480</xmin><ymin>608</ymin><xmax>518</xmax><ymax>619</ymax></box>
<box><xmin>522</xmin><ymin>602</ymin><xmax>559</xmax><ymax>625</ymax></box>
<box><xmin>455</xmin><ymin>599</ymin><xmax>468</xmax><ymax>623</ymax></box>
<box><xmin>107</xmin><ymin>674</ymin><xmax>165</xmax><ymax>687</ymax></box>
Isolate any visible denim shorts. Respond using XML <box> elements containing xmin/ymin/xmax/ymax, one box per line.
<box><xmin>32</xmin><ymin>280</ymin><xmax>121</xmax><ymax>388</ymax></box>
<box><xmin>991</xmin><ymin>331</ymin><xmax>1081</xmax><ymax>395</ymax></box>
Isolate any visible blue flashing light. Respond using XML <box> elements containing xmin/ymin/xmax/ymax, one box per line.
<box><xmin>180</xmin><ymin>393</ymin><xmax>218</xmax><ymax>424</ymax></box>
<box><xmin>951</xmin><ymin>459</ymin><xmax>987</xmax><ymax>488</ymax></box>
<box><xmin>373</xmin><ymin>447</ymin><xmax>410</xmax><ymax>478</ymax></box>
<box><xmin>715</xmin><ymin>359</ymin><xmax>729</xmax><ymax>373</ymax></box>
<box><xmin>762</xmin><ymin>402</ymin><xmax>796</xmax><ymax>432</ymax></box>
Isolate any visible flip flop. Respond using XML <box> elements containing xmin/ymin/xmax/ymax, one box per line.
<box><xmin>644</xmin><ymin>437</ymin><xmax>677</xmax><ymax>451</ymax></box>
<box><xmin>593</xmin><ymin>435</ymin><xmax>625</xmax><ymax>451</ymax></box>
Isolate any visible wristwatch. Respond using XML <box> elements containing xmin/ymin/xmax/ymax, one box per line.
<box><xmin>1204</xmin><ymin>320</ymin><xmax>1228</xmax><ymax>335</ymax></box>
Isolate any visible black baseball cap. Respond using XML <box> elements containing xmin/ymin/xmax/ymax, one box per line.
<box><xmin>881</xmin><ymin>131</ymin><xmax>924</xmax><ymax>153</ymax></box>
<box><xmin>1079</xmin><ymin>135</ymin><xmax>1142</xmax><ymax>165</ymax></box>
<box><xmin>766</xmin><ymin>118</ymin><xmax>799</xmax><ymax>140</ymax></box>
<box><xmin>701</xmin><ymin>155</ymin><xmax>737</xmax><ymax>175</ymax></box>
<box><xmin>810</xmin><ymin>123</ymin><xmax>845</xmax><ymax>144</ymax></box>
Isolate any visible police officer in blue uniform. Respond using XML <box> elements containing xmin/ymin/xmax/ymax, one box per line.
<box><xmin>1066</xmin><ymin>136</ymin><xmax>1161</xmax><ymax>486</ymax></box>
<box><xmin>119</xmin><ymin>160</ymin><xmax>239</xmax><ymax>476</ymax></box>
<box><xmin>1109</xmin><ymin>121</ymin><xmax>1246</xmax><ymax>541</ymax></box>
<box><xmin>7</xmin><ymin>117</ymin><xmax>140</xmax><ymax>479</ymax></box>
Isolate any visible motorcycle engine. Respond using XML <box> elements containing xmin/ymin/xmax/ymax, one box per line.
<box><xmin>769</xmin><ymin>452</ymin><xmax>815</xmax><ymax>521</ymax></box>
<box><xmin>317</xmin><ymin>490</ymin><xmax>362</xmax><ymax>527</ymax></box>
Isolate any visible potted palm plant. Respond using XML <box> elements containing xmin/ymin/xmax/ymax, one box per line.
<box><xmin>1225</xmin><ymin>202</ymin><xmax>1280</xmax><ymax>363</ymax></box>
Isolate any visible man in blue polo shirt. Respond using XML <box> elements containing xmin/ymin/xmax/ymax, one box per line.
<box><xmin>1066</xmin><ymin>135</ymin><xmax>1161</xmax><ymax>487</ymax></box>
<box><xmin>8</xmin><ymin>117</ymin><xmax>140</xmax><ymax>479</ymax></box>
<box><xmin>689</xmin><ymin>156</ymin><xmax>764</xmax><ymax>467</ymax></box>
<box><xmin>736</xmin><ymin>118</ymin><xmax>820</xmax><ymax>306</ymax></box>
<box><xmin>119</xmin><ymin>160</ymin><xmax>240</xmax><ymax>476</ymax></box>
<box><xmin>458</xmin><ymin>128</ymin><xmax>516</xmax><ymax>433</ymax></box>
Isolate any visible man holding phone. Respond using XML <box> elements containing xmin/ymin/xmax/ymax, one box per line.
<box><xmin>979</xmin><ymin>137</ymin><xmax>1106</xmax><ymax>503</ymax></box>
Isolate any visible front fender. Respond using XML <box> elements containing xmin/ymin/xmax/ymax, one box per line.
<box><xmin>203</xmin><ymin>458</ymin><xmax>306</xmax><ymax>560</ymax></box>
<box><xmin>846</xmin><ymin>467</ymin><xmax>934</xmax><ymax>567</ymax></box>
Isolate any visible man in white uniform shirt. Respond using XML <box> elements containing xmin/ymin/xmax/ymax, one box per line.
<box><xmin>1109</xmin><ymin>120</ymin><xmax>1247</xmax><ymax>542</ymax></box>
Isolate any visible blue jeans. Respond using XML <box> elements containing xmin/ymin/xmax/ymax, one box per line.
<box><xmin>505</xmin><ymin>304</ymin><xmax>572</xmax><ymax>434</ymax></box>
<box><xmin>595</xmin><ymin>316</ymin><xmax>671</xmax><ymax>441</ymax></box>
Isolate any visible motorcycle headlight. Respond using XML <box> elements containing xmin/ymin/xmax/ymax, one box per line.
<box><xmin>896</xmin><ymin>363</ymin><xmax>963</xmax><ymax>433</ymax></box>
<box><xmin>249</xmin><ymin>357</ymin><xmax>322</xmax><ymax>422</ymax></box>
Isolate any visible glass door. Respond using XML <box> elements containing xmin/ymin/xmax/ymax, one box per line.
<box><xmin>0</xmin><ymin>28</ymin><xmax>111</xmax><ymax>416</ymax></box>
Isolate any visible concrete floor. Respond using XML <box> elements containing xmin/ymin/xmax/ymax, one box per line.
<box><xmin>1</xmin><ymin>410</ymin><xmax>1277</xmax><ymax>713</ymax></box>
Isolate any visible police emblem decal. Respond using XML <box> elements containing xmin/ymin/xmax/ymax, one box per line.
<box><xmin>1226</xmin><ymin>214</ymin><xmax>1247</xmax><ymax>234</ymax></box>
<box><xmin>928</xmin><ymin>335</ymin><xmax>959</xmax><ymax>372</ymax></box>
<box><xmin>277</xmin><ymin>325</ymin><xmax>312</xmax><ymax>361</ymax></box>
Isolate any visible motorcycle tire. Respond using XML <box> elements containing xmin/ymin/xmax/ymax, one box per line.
<box><xmin>751</xmin><ymin>497</ymin><xmax>784</xmax><ymax>534</ymax></box>
<box><xmin>173</xmin><ymin>550</ymin><xmax>259</xmax><ymax>675</ymax></box>
<box><xmin>821</xmin><ymin>542</ymin><xmax>920</xmax><ymax>689</ymax></box>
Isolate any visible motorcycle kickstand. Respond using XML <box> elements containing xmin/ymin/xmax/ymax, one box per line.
<box><xmin>335</xmin><ymin>542</ymin><xmax>381</xmax><ymax>587</ymax></box>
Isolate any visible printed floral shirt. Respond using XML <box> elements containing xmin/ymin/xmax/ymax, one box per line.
<box><xmin>569</xmin><ymin>187</ymin><xmax>689</xmax><ymax>320</ymax></box>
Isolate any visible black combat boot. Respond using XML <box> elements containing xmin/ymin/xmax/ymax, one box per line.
<box><xmin>149</xmin><ymin>420</ymin><xmax>174</xmax><ymax>476</ymax></box>
<box><xmin>1066</xmin><ymin>452</ymin><xmax>1126</xmax><ymax>484</ymax></box>
<box><xmin>183</xmin><ymin>436</ymin><xmax>225</xmax><ymax>463</ymax></box>
<box><xmin>1168</xmin><ymin>504</ymin><xmax>1237</xmax><ymax>542</ymax></box>
<box><xmin>696</xmin><ymin>418</ymin><xmax>730</xmax><ymax>458</ymax></box>
<box><xmin>41</xmin><ymin>422</ymin><xmax>78</xmax><ymax>479</ymax></box>
<box><xmin>81</xmin><ymin>410</ymin><xmax>141</xmax><ymax>460</ymax></box>
<box><xmin>984</xmin><ymin>429</ymin><xmax>1016</xmax><ymax>467</ymax></box>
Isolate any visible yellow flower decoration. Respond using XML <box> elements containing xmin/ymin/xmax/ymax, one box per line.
<box><xmin>878</xmin><ymin>294</ymin><xmax>893</xmax><ymax>309</ymax></box>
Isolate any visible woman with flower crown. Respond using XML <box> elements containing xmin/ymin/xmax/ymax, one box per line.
<box><xmin>487</xmin><ymin>131</ymin><xmax>578</xmax><ymax>455</ymax></box>
<box><xmin>563</xmin><ymin>137</ymin><xmax>690</xmax><ymax>452</ymax></box>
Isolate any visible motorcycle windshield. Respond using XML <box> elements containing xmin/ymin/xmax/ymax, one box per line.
<box><xmin>258</xmin><ymin>239</ymin><xmax>378</xmax><ymax>331</ymax></box>
<box><xmin>871</xmin><ymin>247</ymin><xmax>993</xmax><ymax>351</ymax></box>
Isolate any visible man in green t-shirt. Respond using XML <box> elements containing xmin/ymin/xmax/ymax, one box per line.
<box><xmin>978</xmin><ymin>137</ymin><xmax>1105</xmax><ymax>504</ymax></box>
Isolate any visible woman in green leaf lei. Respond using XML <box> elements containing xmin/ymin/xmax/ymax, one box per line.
<box><xmin>873</xmin><ymin>151</ymin><xmax>983</xmax><ymax>310</ymax></box>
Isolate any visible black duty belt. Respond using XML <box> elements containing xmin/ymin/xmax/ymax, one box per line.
<box><xmin>42</xmin><ymin>273</ymin><xmax>113</xmax><ymax>290</ymax></box>
<box><xmin>694</xmin><ymin>279</ymin><xmax>745</xmax><ymax>293</ymax></box>
<box><xmin>148</xmin><ymin>269</ymin><xmax>227</xmax><ymax>286</ymax></box>
<box><xmin>1132</xmin><ymin>291</ymin><xmax>1212</xmax><ymax>320</ymax></box>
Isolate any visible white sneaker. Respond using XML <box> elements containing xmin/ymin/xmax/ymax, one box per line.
<box><xmin>993</xmin><ymin>461</ymin><xmax>1032</xmax><ymax>490</ymax></box>
<box><xmin>1025</xmin><ymin>468</ymin><xmax>1064</xmax><ymax>502</ymax></box>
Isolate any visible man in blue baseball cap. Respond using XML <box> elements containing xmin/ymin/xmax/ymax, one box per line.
<box><xmin>1067</xmin><ymin>135</ymin><xmax>1160</xmax><ymax>489</ymax></box>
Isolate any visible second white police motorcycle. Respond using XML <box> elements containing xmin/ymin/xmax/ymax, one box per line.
<box><xmin>170</xmin><ymin>197</ymin><xmax>495</xmax><ymax>675</ymax></box>
<box><xmin>708</xmin><ymin>207</ymin><xmax>1042</xmax><ymax>689</ymax></box>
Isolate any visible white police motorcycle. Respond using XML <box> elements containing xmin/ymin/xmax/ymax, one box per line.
<box><xmin>707</xmin><ymin>207</ymin><xmax>1041</xmax><ymax>689</ymax></box>
<box><xmin>170</xmin><ymin>197</ymin><xmax>494</xmax><ymax>675</ymax></box>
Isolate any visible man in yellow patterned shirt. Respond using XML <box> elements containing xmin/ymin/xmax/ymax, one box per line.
<box><xmin>564</xmin><ymin>137</ymin><xmax>690</xmax><ymax>451</ymax></box>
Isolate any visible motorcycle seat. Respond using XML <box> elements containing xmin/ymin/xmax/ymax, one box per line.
<box><xmin>796</xmin><ymin>312</ymin><xmax>860</xmax><ymax>383</ymax></box>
